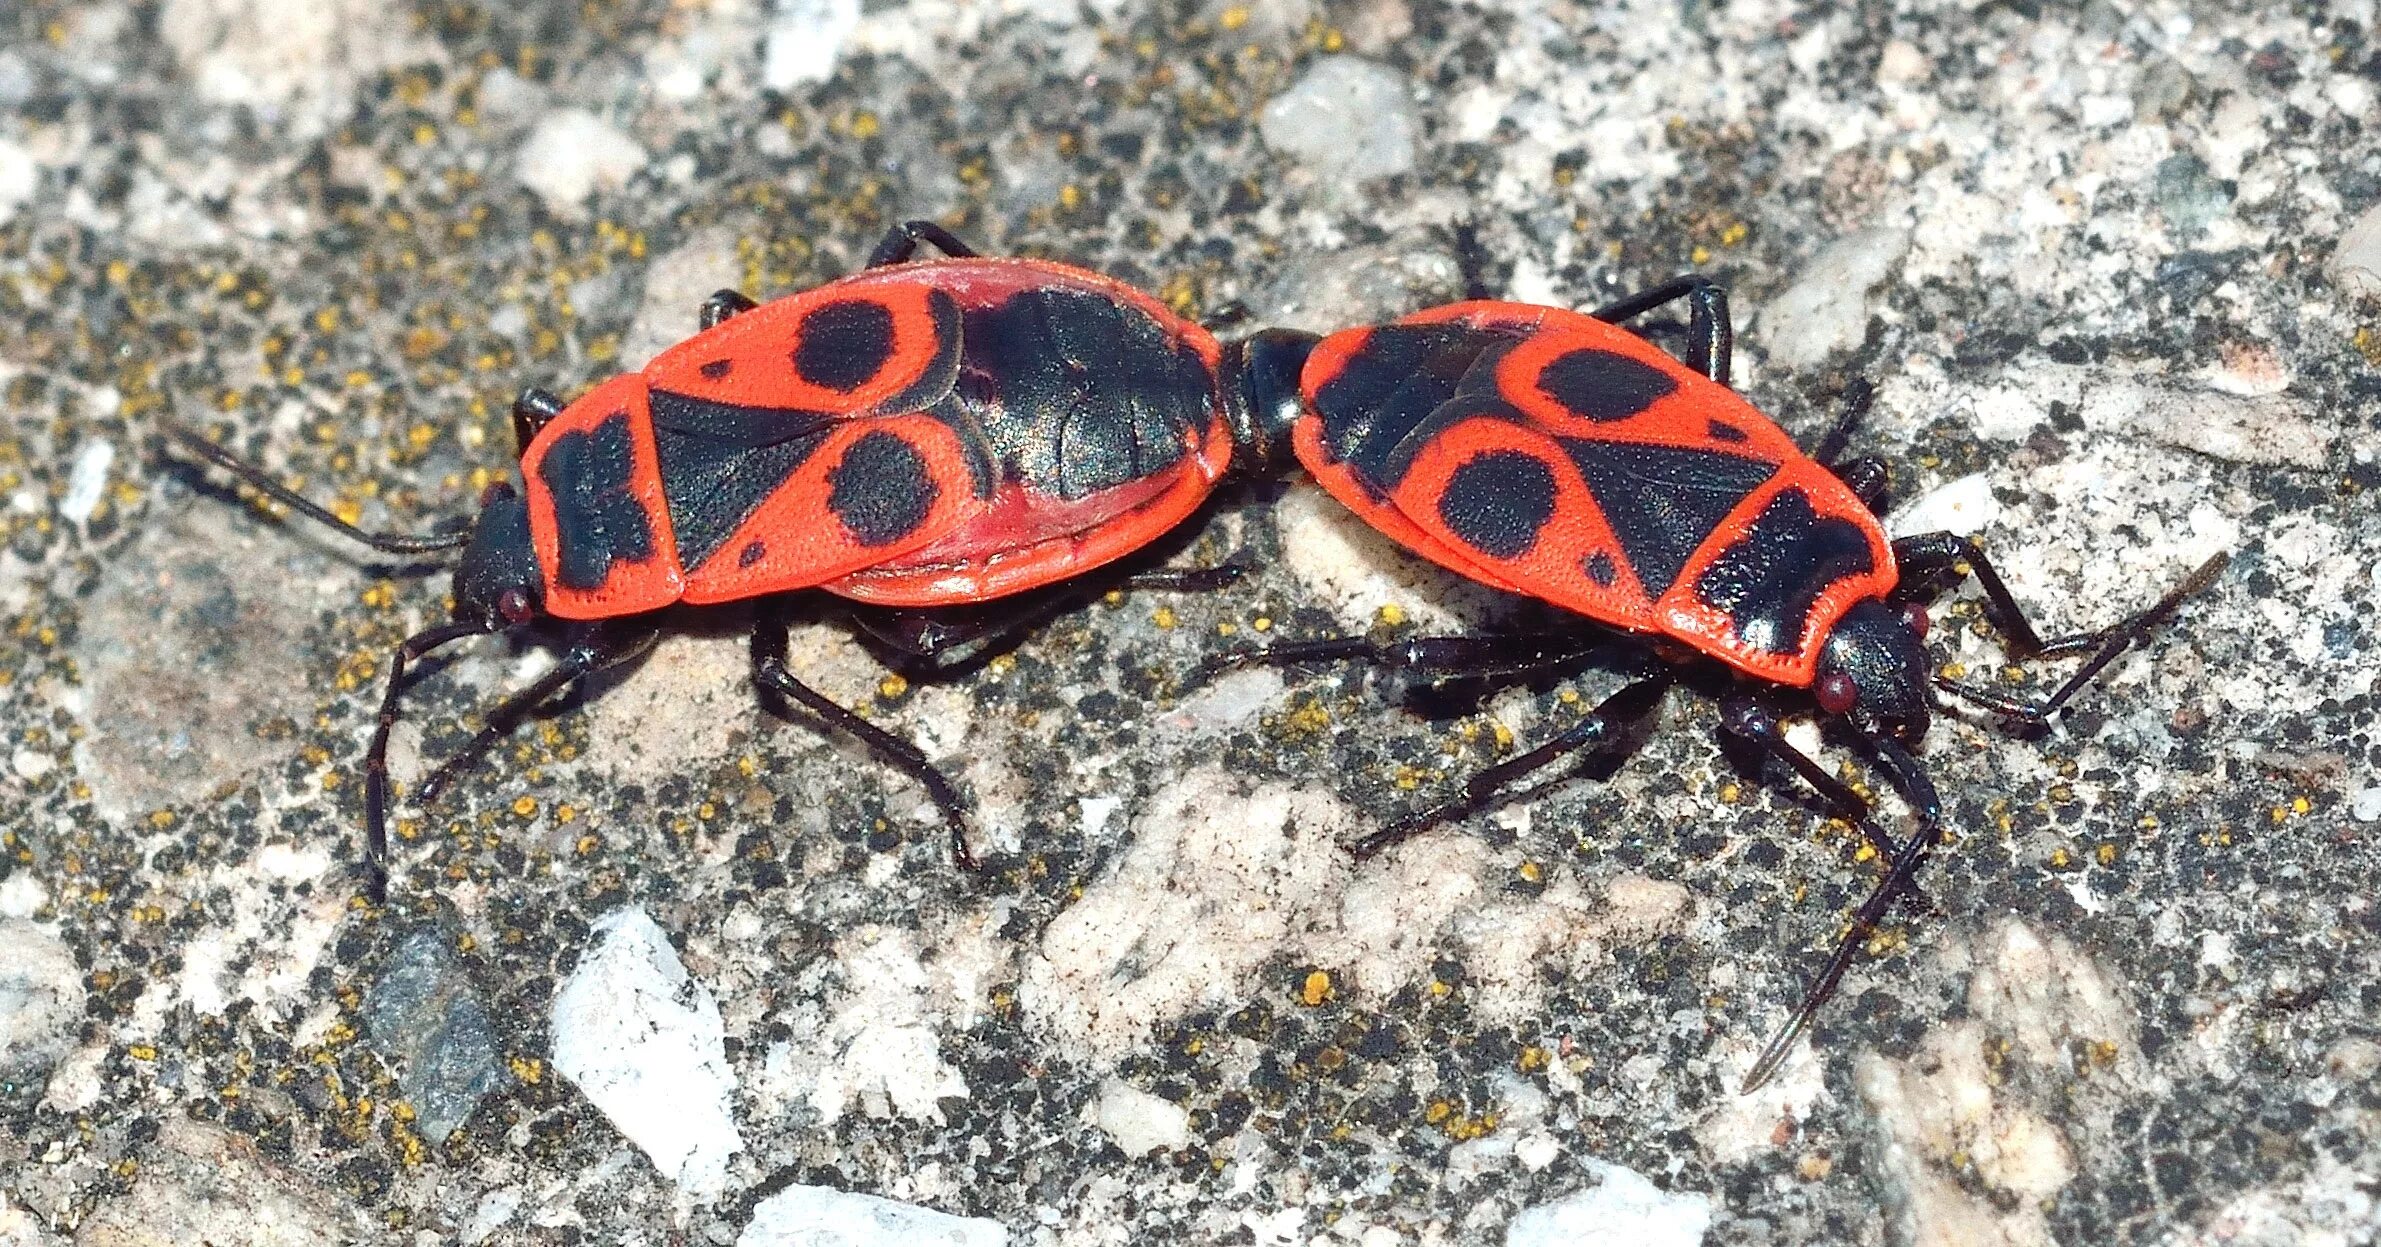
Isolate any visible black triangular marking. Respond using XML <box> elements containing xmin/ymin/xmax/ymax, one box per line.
<box><xmin>1692</xmin><ymin>488</ymin><xmax>1875</xmax><ymax>655</ymax></box>
<box><xmin>650</xmin><ymin>393</ymin><xmax>839</xmax><ymax>572</ymax></box>
<box><xmin>1557</xmin><ymin>438</ymin><xmax>1777</xmax><ymax>594</ymax></box>
<box><xmin>539</xmin><ymin>411</ymin><xmax>657</xmax><ymax>591</ymax></box>
<box><xmin>1537</xmin><ymin>348</ymin><xmax>1678</xmax><ymax>423</ymax></box>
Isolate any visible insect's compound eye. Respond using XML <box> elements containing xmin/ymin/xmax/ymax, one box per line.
<box><xmin>1900</xmin><ymin>602</ymin><xmax>1930</xmax><ymax>641</ymax></box>
<box><xmin>496</xmin><ymin>587</ymin><xmax>533</xmax><ymax>624</ymax></box>
<box><xmin>1815</xmin><ymin>671</ymin><xmax>1858</xmax><ymax>716</ymax></box>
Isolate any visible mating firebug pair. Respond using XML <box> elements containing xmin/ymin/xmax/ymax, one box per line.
<box><xmin>166</xmin><ymin>221</ymin><xmax>2221</xmax><ymax>1088</ymax></box>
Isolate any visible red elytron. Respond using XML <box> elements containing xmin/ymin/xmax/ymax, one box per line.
<box><xmin>1229</xmin><ymin>275</ymin><xmax>2224</xmax><ymax>1090</ymax></box>
<box><xmin>165</xmin><ymin>221</ymin><xmax>1315</xmax><ymax>903</ymax></box>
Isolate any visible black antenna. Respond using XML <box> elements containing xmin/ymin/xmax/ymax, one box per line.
<box><xmin>161</xmin><ymin>419</ymin><xmax>471</xmax><ymax>555</ymax></box>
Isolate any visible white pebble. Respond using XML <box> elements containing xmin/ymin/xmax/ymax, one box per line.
<box><xmin>2349</xmin><ymin>787</ymin><xmax>2381</xmax><ymax>823</ymax></box>
<box><xmin>739</xmin><ymin>1184</ymin><xmax>1007</xmax><ymax>1247</ymax></box>
<box><xmin>58</xmin><ymin>438</ymin><xmax>113</xmax><ymax>524</ymax></box>
<box><xmin>763</xmin><ymin>0</ymin><xmax>860</xmax><ymax>90</ymax></box>
<box><xmin>1760</xmin><ymin>226</ymin><xmax>1910</xmax><ymax>370</ymax></box>
<box><xmin>1504</xmin><ymin>1159</ymin><xmax>1713</xmax><ymax>1247</ymax></box>
<box><xmin>2331</xmin><ymin>200</ymin><xmax>2381</xmax><ymax>302</ymax></box>
<box><xmin>515</xmin><ymin>109</ymin><xmax>648</xmax><ymax>216</ymax></box>
<box><xmin>1259</xmin><ymin>56</ymin><xmax>1418</xmax><ymax>185</ymax></box>
<box><xmin>1889</xmin><ymin>473</ymin><xmax>2000</xmax><ymax>539</ymax></box>
<box><xmin>549</xmin><ymin>906</ymin><xmax>742</xmax><ymax>1199</ymax></box>
<box><xmin>1091</xmin><ymin>1078</ymin><xmax>1190</xmax><ymax>1156</ymax></box>
<box><xmin>0</xmin><ymin>139</ymin><xmax>33</xmax><ymax>226</ymax></box>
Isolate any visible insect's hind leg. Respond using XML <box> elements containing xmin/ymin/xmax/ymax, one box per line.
<box><xmin>1588</xmin><ymin>276</ymin><xmax>1733</xmax><ymax>385</ymax></box>
<box><xmin>751</xmin><ymin>602</ymin><xmax>977</xmax><ymax>868</ymax></box>
<box><xmin>867</xmin><ymin>220</ymin><xmax>980</xmax><ymax>267</ymax></box>
<box><xmin>1350</xmin><ymin>672</ymin><xmax>1673</xmax><ymax>860</ymax></box>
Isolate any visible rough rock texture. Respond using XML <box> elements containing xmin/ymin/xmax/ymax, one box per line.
<box><xmin>0</xmin><ymin>0</ymin><xmax>2374</xmax><ymax>1243</ymax></box>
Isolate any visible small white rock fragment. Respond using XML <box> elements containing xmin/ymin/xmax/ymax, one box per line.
<box><xmin>549</xmin><ymin>906</ymin><xmax>743</xmax><ymax>1199</ymax></box>
<box><xmin>515</xmin><ymin>109</ymin><xmax>649</xmax><ymax>216</ymax></box>
<box><xmin>762</xmin><ymin>0</ymin><xmax>861</xmax><ymax>90</ymax></box>
<box><xmin>0</xmin><ymin>919</ymin><xmax>85</xmax><ymax>1089</ymax></box>
<box><xmin>1761</xmin><ymin>226</ymin><xmax>1911</xmax><ymax>370</ymax></box>
<box><xmin>1092</xmin><ymin>1078</ymin><xmax>1191</xmax><ymax>1156</ymax></box>
<box><xmin>2330</xmin><ymin>200</ymin><xmax>2381</xmax><ymax>301</ymax></box>
<box><xmin>2349</xmin><ymin>787</ymin><xmax>2381</xmax><ymax>823</ymax></box>
<box><xmin>58</xmin><ymin>439</ymin><xmax>113</xmax><ymax>523</ymax></box>
<box><xmin>739</xmin><ymin>1184</ymin><xmax>1008</xmax><ymax>1247</ymax></box>
<box><xmin>1504</xmin><ymin>1159</ymin><xmax>1714</xmax><ymax>1247</ymax></box>
<box><xmin>0</xmin><ymin>138</ymin><xmax>34</xmax><ymax>226</ymax></box>
<box><xmin>1889</xmin><ymin>473</ymin><xmax>2000</xmax><ymax>539</ymax></box>
<box><xmin>1258</xmin><ymin>56</ymin><xmax>1418</xmax><ymax>184</ymax></box>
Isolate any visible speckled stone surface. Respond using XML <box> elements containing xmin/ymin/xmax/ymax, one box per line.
<box><xmin>1</xmin><ymin>1</ymin><xmax>2375</xmax><ymax>1243</ymax></box>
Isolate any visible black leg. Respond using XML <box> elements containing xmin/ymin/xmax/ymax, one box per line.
<box><xmin>867</xmin><ymin>220</ymin><xmax>980</xmax><ymax>268</ymax></box>
<box><xmin>1199</xmin><ymin>631</ymin><xmax>1621</xmax><ymax>687</ymax></box>
<box><xmin>1834</xmin><ymin>458</ymin><xmax>1890</xmax><ymax>510</ymax></box>
<box><xmin>363</xmin><ymin>620</ymin><xmax>493</xmax><ymax>903</ymax></box>
<box><xmin>1350</xmin><ymin>673</ymin><xmax>1673</xmax><ymax>860</ymax></box>
<box><xmin>415</xmin><ymin>623</ymin><xmax>660</xmax><ymax>806</ymax></box>
<box><xmin>1588</xmin><ymin>275</ymin><xmax>1732</xmax><ymax>386</ymax></box>
<box><xmin>512</xmin><ymin>387</ymin><xmax>567</xmax><ymax>458</ymax></box>
<box><xmin>1115</xmin><ymin>563</ymin><xmax>1247</xmax><ymax>593</ymax></box>
<box><xmin>851</xmin><ymin>563</ymin><xmax>1247</xmax><ymax>669</ymax></box>
<box><xmin>1741</xmin><ymin>733</ymin><xmax>1943</xmax><ymax>1093</ymax></box>
<box><xmin>1922</xmin><ymin>549</ymin><xmax>2229</xmax><ymax>729</ymax></box>
<box><xmin>700</xmin><ymin>289</ymin><xmax>758</xmax><ymax>330</ymax></box>
<box><xmin>1811</xmin><ymin>377</ymin><xmax>1876</xmax><ymax>467</ymax></box>
<box><xmin>1716</xmin><ymin>697</ymin><xmax>1906</xmax><ymax>861</ymax></box>
<box><xmin>1450</xmin><ymin>220</ymin><xmax>1496</xmax><ymax>301</ymax></box>
<box><xmin>751</xmin><ymin>606</ymin><xmax>977</xmax><ymax>868</ymax></box>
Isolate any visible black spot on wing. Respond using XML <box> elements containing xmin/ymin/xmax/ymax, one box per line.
<box><xmin>539</xmin><ymin>411</ymin><xmax>656</xmax><ymax>590</ymax></box>
<box><xmin>793</xmin><ymin>299</ymin><xmax>897</xmax><ymax>392</ymax></box>
<box><xmin>1309</xmin><ymin>324</ymin><xmax>1521</xmax><ymax>492</ymax></box>
<box><xmin>699</xmin><ymin>358</ymin><xmax>733</xmax><ymax>380</ymax></box>
<box><xmin>1584</xmin><ymin>552</ymin><xmax>1618</xmax><ymax>586</ymax></box>
<box><xmin>1436</xmin><ymin>449</ymin><xmax>1556</xmax><ymax>560</ymax></box>
<box><xmin>1693</xmin><ymin>487</ymin><xmax>1876</xmax><ymax>655</ymax></box>
<box><xmin>952</xmin><ymin>288</ymin><xmax>1212</xmax><ymax>501</ymax></box>
<box><xmin>1537</xmin><ymin>348</ymin><xmax>1678</xmax><ymax>423</ymax></box>
<box><xmin>829</xmin><ymin>430</ymin><xmax>939</xmax><ymax>546</ymax></box>
<box><xmin>738</xmin><ymin>540</ymin><xmax>766</xmax><ymax>567</ymax></box>
<box><xmin>651</xmin><ymin>390</ymin><xmax>836</xmax><ymax>570</ymax></box>
<box><xmin>1558</xmin><ymin>439</ymin><xmax>1777</xmax><ymax>595</ymax></box>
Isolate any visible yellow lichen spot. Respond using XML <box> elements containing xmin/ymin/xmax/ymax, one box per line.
<box><xmin>511</xmin><ymin>796</ymin><xmax>538</xmax><ymax>819</ymax></box>
<box><xmin>1690</xmin><ymin>245</ymin><xmax>1711</xmax><ymax>265</ymax></box>
<box><xmin>1720</xmin><ymin>221</ymin><xmax>1749</xmax><ymax>246</ymax></box>
<box><xmin>575</xmin><ymin>834</ymin><xmax>599</xmax><ymax>856</ymax></box>
<box><xmin>1221</xmin><ymin>5</ymin><xmax>1249</xmax><ymax>29</ymax></box>
<box><xmin>1427</xmin><ymin>979</ymin><xmax>1451</xmax><ymax>998</ymax></box>
<box><xmin>556</xmin><ymin>803</ymin><xmax>577</xmax><ymax>824</ymax></box>
<box><xmin>1376</xmin><ymin>602</ymin><xmax>1407</xmax><ymax>627</ymax></box>
<box><xmin>1424</xmin><ymin>1100</ymin><xmax>1452</xmax><ymax>1124</ymax></box>
<box><xmin>148</xmin><ymin>809</ymin><xmax>175</xmax><ymax>829</ymax></box>
<box><xmin>315</xmin><ymin>306</ymin><xmax>341</xmax><ymax>333</ymax></box>
<box><xmin>2049</xmin><ymin>847</ymin><xmax>2071</xmax><ymax>868</ymax></box>
<box><xmin>1300</xmin><ymin>970</ymin><xmax>1331</xmax><ymax>1006</ymax></box>
<box><xmin>2095</xmin><ymin>842</ymin><xmax>2118</xmax><ymax>866</ymax></box>
<box><xmin>127</xmin><ymin>1043</ymin><xmax>158</xmax><ymax>1061</ymax></box>
<box><xmin>1517</xmin><ymin>860</ymin><xmax>1543</xmax><ymax>884</ymax></box>
<box><xmin>849</xmin><ymin>111</ymin><xmax>881</xmax><ymax>139</ymax></box>
<box><xmin>509</xmin><ymin>1056</ymin><xmax>543</xmax><ymax>1084</ymax></box>
<box><xmin>1321</xmin><ymin>27</ymin><xmax>1345</xmax><ymax>51</ymax></box>
<box><xmin>1252</xmin><ymin>616</ymin><xmax>1272</xmax><ymax>632</ymax></box>
<box><xmin>2292</xmin><ymin>795</ymin><xmax>2311</xmax><ymax>816</ymax></box>
<box><xmin>1491</xmin><ymin>721</ymin><xmax>1514</xmax><ymax>751</ymax></box>
<box><xmin>1216</xmin><ymin>621</ymin><xmax>1238</xmax><ymax>637</ymax></box>
<box><xmin>1798</xmin><ymin>1153</ymin><xmax>1834</xmax><ymax>1180</ymax></box>
<box><xmin>878</xmin><ymin>673</ymin><xmax>910</xmax><ymax>699</ymax></box>
<box><xmin>1517</xmin><ymin>1046</ymin><xmax>1548</xmax><ymax>1072</ymax></box>
<box><xmin>345</xmin><ymin>370</ymin><xmax>372</xmax><ymax>389</ymax></box>
<box><xmin>1058</xmin><ymin>183</ymin><xmax>1083</xmax><ymax>211</ymax></box>
<box><xmin>1152</xmin><ymin>606</ymin><xmax>1178</xmax><ymax>630</ymax></box>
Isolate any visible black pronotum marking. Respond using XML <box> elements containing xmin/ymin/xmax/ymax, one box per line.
<box><xmin>1693</xmin><ymin>487</ymin><xmax>1876</xmax><ymax>654</ymax></box>
<box><xmin>1311</xmin><ymin>324</ymin><xmax>1522</xmax><ymax>491</ymax></box>
<box><xmin>828</xmin><ymin>430</ymin><xmax>939</xmax><ymax>546</ymax></box>
<box><xmin>738</xmin><ymin>540</ymin><xmax>766</xmax><ymax>567</ymax></box>
<box><xmin>1535</xmin><ymin>348</ymin><xmax>1679</xmax><ymax>423</ymax></box>
<box><xmin>538</xmin><ymin>411</ymin><xmax>656</xmax><ymax>590</ymax></box>
<box><xmin>1436</xmin><ymin>449</ymin><xmax>1557</xmax><ymax>560</ymax></box>
<box><xmin>649</xmin><ymin>390</ymin><xmax>839</xmax><ymax>571</ymax></box>
<box><xmin>699</xmin><ymin>358</ymin><xmax>733</xmax><ymax>380</ymax></box>
<box><xmin>1706</xmin><ymin>419</ymin><xmax>1749</xmax><ymax>443</ymax></box>
<box><xmin>1559</xmin><ymin>439</ymin><xmax>1777</xmax><ymax>595</ymax></box>
<box><xmin>953</xmin><ymin>288</ymin><xmax>1214</xmax><ymax>501</ymax></box>
<box><xmin>792</xmin><ymin>299</ymin><xmax>898</xmax><ymax>392</ymax></box>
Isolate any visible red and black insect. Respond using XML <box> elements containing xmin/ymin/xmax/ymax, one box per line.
<box><xmin>1219</xmin><ymin>277</ymin><xmax>2224</xmax><ymax>1090</ymax></box>
<box><xmin>166</xmin><ymin>221</ymin><xmax>1314</xmax><ymax>902</ymax></box>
